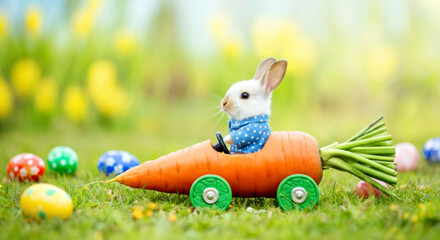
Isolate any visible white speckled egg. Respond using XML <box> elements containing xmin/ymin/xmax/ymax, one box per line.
<box><xmin>20</xmin><ymin>183</ymin><xmax>74</xmax><ymax>220</ymax></box>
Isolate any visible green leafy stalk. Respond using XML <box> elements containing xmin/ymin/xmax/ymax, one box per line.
<box><xmin>320</xmin><ymin>117</ymin><xmax>398</xmax><ymax>197</ymax></box>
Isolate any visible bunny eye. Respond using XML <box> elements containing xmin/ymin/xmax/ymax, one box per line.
<box><xmin>241</xmin><ymin>92</ymin><xmax>249</xmax><ymax>99</ymax></box>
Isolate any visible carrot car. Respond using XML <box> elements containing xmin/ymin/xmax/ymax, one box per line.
<box><xmin>104</xmin><ymin>117</ymin><xmax>397</xmax><ymax>211</ymax></box>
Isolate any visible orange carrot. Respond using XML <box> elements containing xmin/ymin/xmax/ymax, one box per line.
<box><xmin>108</xmin><ymin>131</ymin><xmax>322</xmax><ymax>198</ymax></box>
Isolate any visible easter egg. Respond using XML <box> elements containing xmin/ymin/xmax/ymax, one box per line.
<box><xmin>423</xmin><ymin>138</ymin><xmax>440</xmax><ymax>163</ymax></box>
<box><xmin>7</xmin><ymin>153</ymin><xmax>45</xmax><ymax>181</ymax></box>
<box><xmin>354</xmin><ymin>179</ymin><xmax>388</xmax><ymax>198</ymax></box>
<box><xmin>394</xmin><ymin>142</ymin><xmax>419</xmax><ymax>172</ymax></box>
<box><xmin>47</xmin><ymin>146</ymin><xmax>78</xmax><ymax>174</ymax></box>
<box><xmin>97</xmin><ymin>150</ymin><xmax>139</xmax><ymax>176</ymax></box>
<box><xmin>20</xmin><ymin>183</ymin><xmax>73</xmax><ymax>220</ymax></box>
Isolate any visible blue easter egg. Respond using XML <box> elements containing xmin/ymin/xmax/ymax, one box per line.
<box><xmin>97</xmin><ymin>151</ymin><xmax>139</xmax><ymax>176</ymax></box>
<box><xmin>422</xmin><ymin>138</ymin><xmax>440</xmax><ymax>163</ymax></box>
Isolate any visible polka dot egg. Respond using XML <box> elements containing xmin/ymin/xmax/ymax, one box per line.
<box><xmin>7</xmin><ymin>153</ymin><xmax>45</xmax><ymax>181</ymax></box>
<box><xmin>20</xmin><ymin>183</ymin><xmax>73</xmax><ymax>220</ymax></box>
<box><xmin>97</xmin><ymin>150</ymin><xmax>139</xmax><ymax>176</ymax></box>
<box><xmin>47</xmin><ymin>146</ymin><xmax>78</xmax><ymax>174</ymax></box>
<box><xmin>422</xmin><ymin>138</ymin><xmax>440</xmax><ymax>163</ymax></box>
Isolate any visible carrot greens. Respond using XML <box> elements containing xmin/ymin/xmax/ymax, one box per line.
<box><xmin>320</xmin><ymin>116</ymin><xmax>398</xmax><ymax>197</ymax></box>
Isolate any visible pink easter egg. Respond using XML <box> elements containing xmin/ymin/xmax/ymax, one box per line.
<box><xmin>354</xmin><ymin>179</ymin><xmax>388</xmax><ymax>198</ymax></box>
<box><xmin>394</xmin><ymin>142</ymin><xmax>419</xmax><ymax>172</ymax></box>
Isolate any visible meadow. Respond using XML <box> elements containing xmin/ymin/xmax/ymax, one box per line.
<box><xmin>1</xmin><ymin>0</ymin><xmax>440</xmax><ymax>239</ymax></box>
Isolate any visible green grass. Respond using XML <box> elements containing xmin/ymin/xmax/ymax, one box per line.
<box><xmin>1</xmin><ymin>127</ymin><xmax>440</xmax><ymax>240</ymax></box>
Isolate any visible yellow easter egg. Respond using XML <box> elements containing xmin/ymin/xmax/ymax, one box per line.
<box><xmin>20</xmin><ymin>183</ymin><xmax>74</xmax><ymax>220</ymax></box>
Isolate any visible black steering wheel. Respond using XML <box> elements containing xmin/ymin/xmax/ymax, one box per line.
<box><xmin>213</xmin><ymin>132</ymin><xmax>230</xmax><ymax>154</ymax></box>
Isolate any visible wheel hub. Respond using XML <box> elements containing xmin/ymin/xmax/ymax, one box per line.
<box><xmin>291</xmin><ymin>187</ymin><xmax>307</xmax><ymax>203</ymax></box>
<box><xmin>202</xmin><ymin>187</ymin><xmax>219</xmax><ymax>204</ymax></box>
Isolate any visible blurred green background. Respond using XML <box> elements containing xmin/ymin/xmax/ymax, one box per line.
<box><xmin>1</xmin><ymin>0</ymin><xmax>440</xmax><ymax>151</ymax></box>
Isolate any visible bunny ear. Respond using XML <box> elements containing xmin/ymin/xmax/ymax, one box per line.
<box><xmin>253</xmin><ymin>57</ymin><xmax>277</xmax><ymax>80</ymax></box>
<box><xmin>261</xmin><ymin>60</ymin><xmax>288</xmax><ymax>97</ymax></box>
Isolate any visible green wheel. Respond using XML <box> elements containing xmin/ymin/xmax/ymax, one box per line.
<box><xmin>277</xmin><ymin>174</ymin><xmax>319</xmax><ymax>211</ymax></box>
<box><xmin>190</xmin><ymin>174</ymin><xmax>232</xmax><ymax>211</ymax></box>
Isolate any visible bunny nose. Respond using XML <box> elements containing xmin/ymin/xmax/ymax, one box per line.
<box><xmin>222</xmin><ymin>101</ymin><xmax>227</xmax><ymax>107</ymax></box>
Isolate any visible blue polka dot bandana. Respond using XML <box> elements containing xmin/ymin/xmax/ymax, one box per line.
<box><xmin>228</xmin><ymin>114</ymin><xmax>271</xmax><ymax>154</ymax></box>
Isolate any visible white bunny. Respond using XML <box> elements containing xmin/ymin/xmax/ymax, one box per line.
<box><xmin>221</xmin><ymin>57</ymin><xmax>288</xmax><ymax>154</ymax></box>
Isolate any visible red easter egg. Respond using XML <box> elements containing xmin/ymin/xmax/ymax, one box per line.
<box><xmin>354</xmin><ymin>179</ymin><xmax>388</xmax><ymax>198</ymax></box>
<box><xmin>7</xmin><ymin>153</ymin><xmax>45</xmax><ymax>181</ymax></box>
<box><xmin>394</xmin><ymin>142</ymin><xmax>419</xmax><ymax>172</ymax></box>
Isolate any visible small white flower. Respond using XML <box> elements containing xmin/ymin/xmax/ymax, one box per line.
<box><xmin>236</xmin><ymin>137</ymin><xmax>239</xmax><ymax>140</ymax></box>
<box><xmin>106</xmin><ymin>157</ymin><xmax>115</xmax><ymax>166</ymax></box>
<box><xmin>56</xmin><ymin>152</ymin><xmax>62</xmax><ymax>158</ymax></box>
<box><xmin>245</xmin><ymin>134</ymin><xmax>248</xmax><ymax>137</ymax></box>
<box><xmin>238</xmin><ymin>132</ymin><xmax>242</xmax><ymax>135</ymax></box>
<box><xmin>114</xmin><ymin>164</ymin><xmax>124</xmax><ymax>174</ymax></box>
<box><xmin>69</xmin><ymin>159</ymin><xmax>75</xmax><ymax>165</ymax></box>
<box><xmin>256</xmin><ymin>138</ymin><xmax>259</xmax><ymax>140</ymax></box>
<box><xmin>247</xmin><ymin>128</ymin><xmax>250</xmax><ymax>131</ymax></box>
<box><xmin>19</xmin><ymin>168</ymin><xmax>28</xmax><ymax>177</ymax></box>
<box><xmin>14</xmin><ymin>166</ymin><xmax>18</xmax><ymax>172</ymax></box>
<box><xmin>60</xmin><ymin>160</ymin><xmax>66</xmax><ymax>166</ymax></box>
<box><xmin>9</xmin><ymin>172</ymin><xmax>15</xmax><ymax>178</ymax></box>
<box><xmin>27</xmin><ymin>160</ymin><xmax>33</xmax><ymax>166</ymax></box>
<box><xmin>122</xmin><ymin>153</ymin><xmax>132</xmax><ymax>163</ymax></box>
<box><xmin>52</xmin><ymin>163</ymin><xmax>57</xmax><ymax>168</ymax></box>
<box><xmin>108</xmin><ymin>151</ymin><xmax>118</xmax><ymax>155</ymax></box>
<box><xmin>260</xmin><ymin>143</ymin><xmax>263</xmax><ymax>145</ymax></box>
<box><xmin>12</xmin><ymin>156</ymin><xmax>20</xmax><ymax>163</ymax></box>
<box><xmin>30</xmin><ymin>166</ymin><xmax>39</xmax><ymax>175</ymax></box>
<box><xmin>39</xmin><ymin>160</ymin><xmax>45</xmax><ymax>167</ymax></box>
<box><xmin>253</xmin><ymin>130</ymin><xmax>256</xmax><ymax>133</ymax></box>
<box><xmin>24</xmin><ymin>154</ymin><xmax>34</xmax><ymax>159</ymax></box>
<box><xmin>251</xmin><ymin>136</ymin><xmax>254</xmax><ymax>139</ymax></box>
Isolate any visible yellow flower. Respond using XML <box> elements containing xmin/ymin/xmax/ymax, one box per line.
<box><xmin>411</xmin><ymin>215</ymin><xmax>418</xmax><ymax>223</ymax></box>
<box><xmin>72</xmin><ymin>9</ymin><xmax>94</xmax><ymax>39</ymax></box>
<box><xmin>87</xmin><ymin>60</ymin><xmax>117</xmax><ymax>95</ymax></box>
<box><xmin>285</xmin><ymin>36</ymin><xmax>318</xmax><ymax>76</ymax></box>
<box><xmin>389</xmin><ymin>204</ymin><xmax>398</xmax><ymax>211</ymax></box>
<box><xmin>210</xmin><ymin>15</ymin><xmax>230</xmax><ymax>42</ymax></box>
<box><xmin>221</xmin><ymin>37</ymin><xmax>243</xmax><ymax>60</ymax></box>
<box><xmin>367</xmin><ymin>46</ymin><xmax>397</xmax><ymax>82</ymax></box>
<box><xmin>25</xmin><ymin>7</ymin><xmax>43</xmax><ymax>37</ymax></box>
<box><xmin>145</xmin><ymin>210</ymin><xmax>153</xmax><ymax>217</ymax></box>
<box><xmin>0</xmin><ymin>13</ymin><xmax>8</xmax><ymax>38</ymax></box>
<box><xmin>132</xmin><ymin>206</ymin><xmax>144</xmax><ymax>219</ymax></box>
<box><xmin>0</xmin><ymin>76</ymin><xmax>13</xmax><ymax>120</ymax></box>
<box><xmin>11</xmin><ymin>58</ymin><xmax>41</xmax><ymax>99</ymax></box>
<box><xmin>63</xmin><ymin>85</ymin><xmax>89</xmax><ymax>123</ymax></box>
<box><xmin>34</xmin><ymin>77</ymin><xmax>58</xmax><ymax>114</ymax></box>
<box><xmin>114</xmin><ymin>31</ymin><xmax>137</xmax><ymax>56</ymax></box>
<box><xmin>148</xmin><ymin>202</ymin><xmax>157</xmax><ymax>210</ymax></box>
<box><xmin>251</xmin><ymin>18</ymin><xmax>297</xmax><ymax>58</ymax></box>
<box><xmin>87</xmin><ymin>60</ymin><xmax>131</xmax><ymax>118</ymax></box>
<box><xmin>252</xmin><ymin>17</ymin><xmax>317</xmax><ymax>76</ymax></box>
<box><xmin>168</xmin><ymin>211</ymin><xmax>177</xmax><ymax>222</ymax></box>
